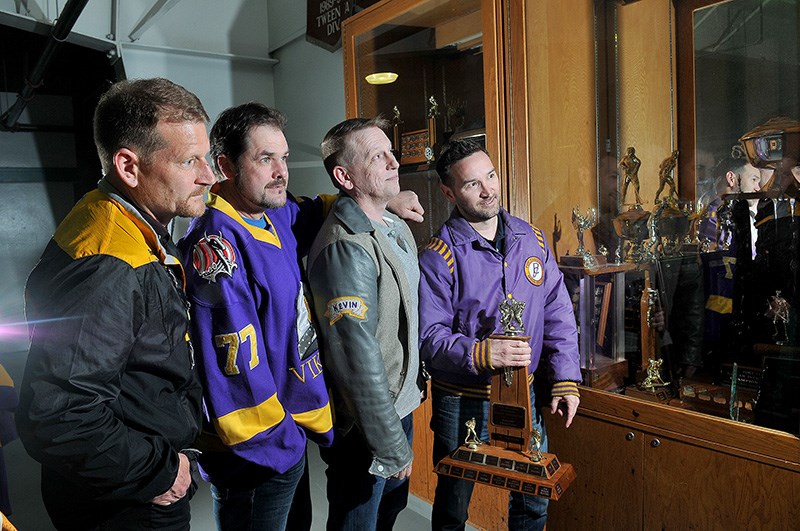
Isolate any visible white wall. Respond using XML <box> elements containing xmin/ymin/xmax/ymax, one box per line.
<box><xmin>269</xmin><ymin>0</ymin><xmax>343</xmax><ymax>199</ymax></box>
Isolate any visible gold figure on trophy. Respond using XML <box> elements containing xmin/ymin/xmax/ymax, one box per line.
<box><xmin>464</xmin><ymin>418</ymin><xmax>481</xmax><ymax>450</ymax></box>
<box><xmin>530</xmin><ymin>427</ymin><xmax>544</xmax><ymax>463</ymax></box>
<box><xmin>497</xmin><ymin>297</ymin><xmax>526</xmax><ymax>386</ymax></box>
<box><xmin>619</xmin><ymin>146</ymin><xmax>642</xmax><ymax>207</ymax></box>
<box><xmin>654</xmin><ymin>150</ymin><xmax>679</xmax><ymax>205</ymax></box>
<box><xmin>640</xmin><ymin>358</ymin><xmax>670</xmax><ymax>390</ymax></box>
<box><xmin>571</xmin><ymin>207</ymin><xmax>598</xmax><ymax>269</ymax></box>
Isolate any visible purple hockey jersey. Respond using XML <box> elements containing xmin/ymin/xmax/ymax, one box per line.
<box><xmin>179</xmin><ymin>192</ymin><xmax>333</xmax><ymax>483</ymax></box>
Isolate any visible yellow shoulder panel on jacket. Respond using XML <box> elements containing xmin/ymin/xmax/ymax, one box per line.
<box><xmin>53</xmin><ymin>190</ymin><xmax>158</xmax><ymax>268</ymax></box>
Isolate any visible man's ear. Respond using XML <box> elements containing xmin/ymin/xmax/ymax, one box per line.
<box><xmin>439</xmin><ymin>182</ymin><xmax>456</xmax><ymax>204</ymax></box>
<box><xmin>217</xmin><ymin>154</ymin><xmax>236</xmax><ymax>181</ymax></box>
<box><xmin>725</xmin><ymin>170</ymin><xmax>737</xmax><ymax>189</ymax></box>
<box><xmin>333</xmin><ymin>166</ymin><xmax>353</xmax><ymax>191</ymax></box>
<box><xmin>113</xmin><ymin>148</ymin><xmax>141</xmax><ymax>188</ymax></box>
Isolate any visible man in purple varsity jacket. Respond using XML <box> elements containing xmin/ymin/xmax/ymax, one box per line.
<box><xmin>418</xmin><ymin>139</ymin><xmax>582</xmax><ymax>531</ymax></box>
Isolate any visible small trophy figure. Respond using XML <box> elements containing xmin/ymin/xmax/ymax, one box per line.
<box><xmin>654</xmin><ymin>150</ymin><xmax>679</xmax><ymax>206</ymax></box>
<box><xmin>530</xmin><ymin>427</ymin><xmax>544</xmax><ymax>463</ymax></box>
<box><xmin>464</xmin><ymin>418</ymin><xmax>481</xmax><ymax>450</ymax></box>
<box><xmin>571</xmin><ymin>207</ymin><xmax>598</xmax><ymax>269</ymax></box>
<box><xmin>391</xmin><ymin>105</ymin><xmax>402</xmax><ymax>155</ymax></box>
<box><xmin>497</xmin><ymin>297</ymin><xmax>527</xmax><ymax>386</ymax></box>
<box><xmin>426</xmin><ymin>96</ymin><xmax>439</xmax><ymax>162</ymax></box>
<box><xmin>428</xmin><ymin>95</ymin><xmax>439</xmax><ymax>118</ymax></box>
<box><xmin>619</xmin><ymin>146</ymin><xmax>642</xmax><ymax>207</ymax></box>
<box><xmin>766</xmin><ymin>291</ymin><xmax>791</xmax><ymax>345</ymax></box>
<box><xmin>640</xmin><ymin>358</ymin><xmax>670</xmax><ymax>390</ymax></box>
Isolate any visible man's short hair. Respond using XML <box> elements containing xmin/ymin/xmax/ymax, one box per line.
<box><xmin>713</xmin><ymin>144</ymin><xmax>749</xmax><ymax>193</ymax></box>
<box><xmin>210</xmin><ymin>102</ymin><xmax>287</xmax><ymax>179</ymax></box>
<box><xmin>320</xmin><ymin>117</ymin><xmax>390</xmax><ymax>188</ymax></box>
<box><xmin>93</xmin><ymin>78</ymin><xmax>208</xmax><ymax>175</ymax></box>
<box><xmin>436</xmin><ymin>139</ymin><xmax>488</xmax><ymax>187</ymax></box>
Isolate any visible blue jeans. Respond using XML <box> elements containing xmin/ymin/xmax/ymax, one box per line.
<box><xmin>210</xmin><ymin>453</ymin><xmax>305</xmax><ymax>531</ymax></box>
<box><xmin>430</xmin><ymin>386</ymin><xmax>549</xmax><ymax>531</ymax></box>
<box><xmin>320</xmin><ymin>414</ymin><xmax>413</xmax><ymax>530</ymax></box>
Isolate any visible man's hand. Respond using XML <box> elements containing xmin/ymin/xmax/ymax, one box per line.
<box><xmin>391</xmin><ymin>462</ymin><xmax>413</xmax><ymax>481</ymax></box>
<box><xmin>490</xmin><ymin>338</ymin><xmax>531</xmax><ymax>368</ymax></box>
<box><xmin>550</xmin><ymin>394</ymin><xmax>580</xmax><ymax>428</ymax></box>
<box><xmin>387</xmin><ymin>190</ymin><xmax>425</xmax><ymax>223</ymax></box>
<box><xmin>151</xmin><ymin>452</ymin><xmax>191</xmax><ymax>506</ymax></box>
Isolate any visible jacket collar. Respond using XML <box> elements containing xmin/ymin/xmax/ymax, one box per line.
<box><xmin>98</xmin><ymin>177</ymin><xmax>181</xmax><ymax>266</ymax></box>
<box><xmin>332</xmin><ymin>192</ymin><xmax>402</xmax><ymax>234</ymax></box>
<box><xmin>446</xmin><ymin>208</ymin><xmax>527</xmax><ymax>248</ymax></box>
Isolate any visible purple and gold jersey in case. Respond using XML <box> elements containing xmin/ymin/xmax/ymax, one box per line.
<box><xmin>418</xmin><ymin>209</ymin><xmax>581</xmax><ymax>399</ymax></box>
<box><xmin>179</xmin><ymin>193</ymin><xmax>333</xmax><ymax>481</ymax></box>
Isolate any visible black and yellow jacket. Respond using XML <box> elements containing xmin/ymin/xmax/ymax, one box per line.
<box><xmin>16</xmin><ymin>179</ymin><xmax>203</xmax><ymax>528</ymax></box>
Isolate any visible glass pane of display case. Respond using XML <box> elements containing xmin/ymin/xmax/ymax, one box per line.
<box><xmin>577</xmin><ymin>0</ymin><xmax>800</xmax><ymax>436</ymax></box>
<box><xmin>349</xmin><ymin>0</ymin><xmax>484</xmax><ymax>247</ymax></box>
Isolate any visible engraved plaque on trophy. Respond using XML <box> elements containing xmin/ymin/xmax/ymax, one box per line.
<box><xmin>434</xmin><ymin>297</ymin><xmax>577</xmax><ymax>500</ymax></box>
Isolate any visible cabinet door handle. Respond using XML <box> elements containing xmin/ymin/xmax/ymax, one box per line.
<box><xmin>625</xmin><ymin>432</ymin><xmax>635</xmax><ymax>441</ymax></box>
<box><xmin>650</xmin><ymin>438</ymin><xmax>661</xmax><ymax>448</ymax></box>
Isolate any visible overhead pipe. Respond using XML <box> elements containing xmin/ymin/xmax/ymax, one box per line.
<box><xmin>0</xmin><ymin>0</ymin><xmax>91</xmax><ymax>131</ymax></box>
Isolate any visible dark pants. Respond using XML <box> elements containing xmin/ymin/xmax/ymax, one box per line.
<box><xmin>211</xmin><ymin>453</ymin><xmax>306</xmax><ymax>531</ymax></box>
<box><xmin>430</xmin><ymin>387</ymin><xmax>549</xmax><ymax>531</ymax></box>
<box><xmin>42</xmin><ymin>465</ymin><xmax>197</xmax><ymax>531</ymax></box>
<box><xmin>320</xmin><ymin>414</ymin><xmax>413</xmax><ymax>531</ymax></box>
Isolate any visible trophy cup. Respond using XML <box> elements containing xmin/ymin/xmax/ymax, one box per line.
<box><xmin>434</xmin><ymin>297</ymin><xmax>577</xmax><ymax>500</ymax></box>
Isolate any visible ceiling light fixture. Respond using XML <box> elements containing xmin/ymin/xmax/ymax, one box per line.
<box><xmin>365</xmin><ymin>72</ymin><xmax>399</xmax><ymax>85</ymax></box>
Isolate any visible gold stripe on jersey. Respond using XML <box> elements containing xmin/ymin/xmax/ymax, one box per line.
<box><xmin>291</xmin><ymin>404</ymin><xmax>334</xmax><ymax>434</ymax></box>
<box><xmin>213</xmin><ymin>393</ymin><xmax>286</xmax><ymax>446</ymax></box>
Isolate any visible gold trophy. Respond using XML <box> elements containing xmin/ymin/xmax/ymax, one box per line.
<box><xmin>434</xmin><ymin>297</ymin><xmax>576</xmax><ymax>500</ymax></box>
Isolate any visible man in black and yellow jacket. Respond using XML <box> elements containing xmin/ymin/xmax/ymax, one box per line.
<box><xmin>17</xmin><ymin>78</ymin><xmax>215</xmax><ymax>531</ymax></box>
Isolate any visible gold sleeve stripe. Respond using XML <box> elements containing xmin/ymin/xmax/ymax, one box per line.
<box><xmin>213</xmin><ymin>393</ymin><xmax>286</xmax><ymax>446</ymax></box>
<box><xmin>705</xmin><ymin>294</ymin><xmax>733</xmax><ymax>314</ymax></box>
<box><xmin>291</xmin><ymin>404</ymin><xmax>334</xmax><ymax>434</ymax></box>
<box><xmin>472</xmin><ymin>339</ymin><xmax>491</xmax><ymax>371</ymax></box>
<box><xmin>425</xmin><ymin>237</ymin><xmax>454</xmax><ymax>274</ymax></box>
<box><xmin>432</xmin><ymin>379</ymin><xmax>491</xmax><ymax>399</ymax></box>
<box><xmin>532</xmin><ymin>226</ymin><xmax>546</xmax><ymax>252</ymax></box>
<box><xmin>552</xmin><ymin>381</ymin><xmax>580</xmax><ymax>397</ymax></box>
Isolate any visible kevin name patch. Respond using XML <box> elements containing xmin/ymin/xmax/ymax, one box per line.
<box><xmin>325</xmin><ymin>296</ymin><xmax>369</xmax><ymax>325</ymax></box>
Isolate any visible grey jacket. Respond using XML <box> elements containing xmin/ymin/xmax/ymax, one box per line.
<box><xmin>308</xmin><ymin>193</ymin><xmax>421</xmax><ymax>477</ymax></box>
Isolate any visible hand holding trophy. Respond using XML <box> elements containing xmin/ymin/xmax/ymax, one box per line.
<box><xmin>435</xmin><ymin>296</ymin><xmax>576</xmax><ymax>500</ymax></box>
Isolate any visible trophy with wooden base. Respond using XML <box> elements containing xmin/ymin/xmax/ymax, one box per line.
<box><xmin>434</xmin><ymin>297</ymin><xmax>577</xmax><ymax>500</ymax></box>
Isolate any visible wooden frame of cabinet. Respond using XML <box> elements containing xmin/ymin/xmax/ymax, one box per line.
<box><xmin>341</xmin><ymin>0</ymin><xmax>531</xmax><ymax>220</ymax></box>
<box><xmin>547</xmin><ymin>387</ymin><xmax>800</xmax><ymax>529</ymax></box>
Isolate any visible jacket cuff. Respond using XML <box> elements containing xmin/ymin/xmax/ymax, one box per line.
<box><xmin>472</xmin><ymin>339</ymin><xmax>492</xmax><ymax>371</ymax></box>
<box><xmin>368</xmin><ymin>442</ymin><xmax>413</xmax><ymax>478</ymax></box>
<box><xmin>551</xmin><ymin>381</ymin><xmax>580</xmax><ymax>397</ymax></box>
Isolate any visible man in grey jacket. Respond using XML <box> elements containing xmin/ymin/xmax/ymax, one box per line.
<box><xmin>308</xmin><ymin>117</ymin><xmax>423</xmax><ymax>530</ymax></box>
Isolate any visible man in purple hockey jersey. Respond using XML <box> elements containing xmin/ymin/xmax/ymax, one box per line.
<box><xmin>178</xmin><ymin>103</ymin><xmax>423</xmax><ymax>530</ymax></box>
<box><xmin>418</xmin><ymin>139</ymin><xmax>581</xmax><ymax>531</ymax></box>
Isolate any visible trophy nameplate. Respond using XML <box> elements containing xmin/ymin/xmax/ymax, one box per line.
<box><xmin>434</xmin><ymin>298</ymin><xmax>577</xmax><ymax>500</ymax></box>
<box><xmin>400</xmin><ymin>129</ymin><xmax>430</xmax><ymax>165</ymax></box>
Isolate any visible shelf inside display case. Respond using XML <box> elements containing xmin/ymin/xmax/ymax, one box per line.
<box><xmin>559</xmin><ymin>262</ymin><xmax>638</xmax><ymax>392</ymax></box>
